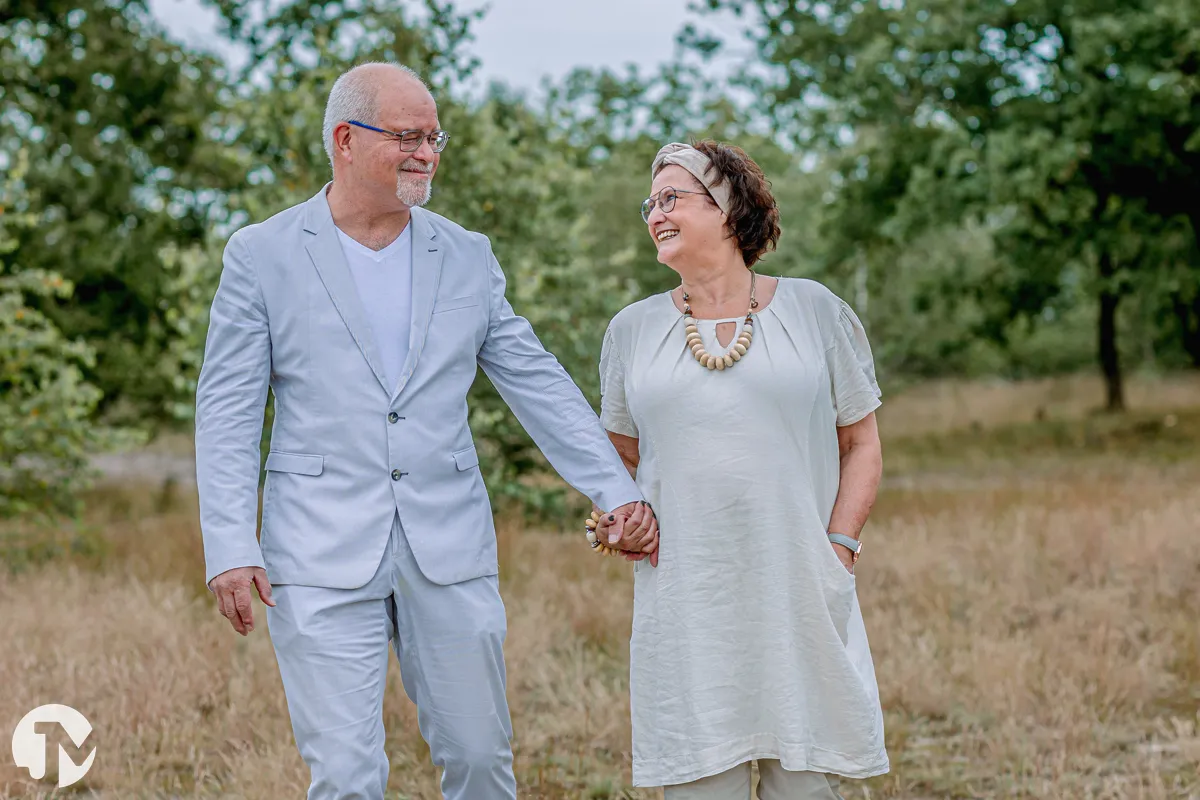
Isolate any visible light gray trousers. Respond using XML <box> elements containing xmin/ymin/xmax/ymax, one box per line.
<box><xmin>664</xmin><ymin>760</ymin><xmax>845</xmax><ymax>800</ymax></box>
<box><xmin>265</xmin><ymin>513</ymin><xmax>515</xmax><ymax>800</ymax></box>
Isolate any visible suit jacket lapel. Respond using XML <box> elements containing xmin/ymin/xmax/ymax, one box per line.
<box><xmin>393</xmin><ymin>207</ymin><xmax>444</xmax><ymax>400</ymax></box>
<box><xmin>302</xmin><ymin>187</ymin><xmax>391</xmax><ymax>395</ymax></box>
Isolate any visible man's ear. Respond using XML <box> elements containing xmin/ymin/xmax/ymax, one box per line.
<box><xmin>333</xmin><ymin>121</ymin><xmax>354</xmax><ymax>164</ymax></box>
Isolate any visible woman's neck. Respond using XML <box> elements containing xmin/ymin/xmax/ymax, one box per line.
<box><xmin>675</xmin><ymin>256</ymin><xmax>753</xmax><ymax>315</ymax></box>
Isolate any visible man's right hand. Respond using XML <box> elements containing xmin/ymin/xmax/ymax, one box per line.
<box><xmin>208</xmin><ymin>566</ymin><xmax>276</xmax><ymax>636</ymax></box>
<box><xmin>595</xmin><ymin>501</ymin><xmax>660</xmax><ymax>567</ymax></box>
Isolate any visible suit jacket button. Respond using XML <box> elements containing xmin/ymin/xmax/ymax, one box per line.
<box><xmin>388</xmin><ymin>412</ymin><xmax>400</xmax><ymax>423</ymax></box>
<box><xmin>391</xmin><ymin>469</ymin><xmax>402</xmax><ymax>481</ymax></box>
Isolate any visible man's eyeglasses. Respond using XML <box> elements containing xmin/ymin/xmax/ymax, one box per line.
<box><xmin>348</xmin><ymin>120</ymin><xmax>450</xmax><ymax>153</ymax></box>
<box><xmin>640</xmin><ymin>187</ymin><xmax>708</xmax><ymax>223</ymax></box>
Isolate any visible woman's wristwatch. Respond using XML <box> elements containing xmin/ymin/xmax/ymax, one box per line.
<box><xmin>827</xmin><ymin>532</ymin><xmax>862</xmax><ymax>565</ymax></box>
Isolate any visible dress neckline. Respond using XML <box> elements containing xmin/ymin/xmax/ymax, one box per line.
<box><xmin>661</xmin><ymin>278</ymin><xmax>783</xmax><ymax>320</ymax></box>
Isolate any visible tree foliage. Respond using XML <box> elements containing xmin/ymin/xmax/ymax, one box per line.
<box><xmin>0</xmin><ymin>0</ymin><xmax>245</xmax><ymax>423</ymax></box>
<box><xmin>5</xmin><ymin>0</ymin><xmax>1200</xmax><ymax>521</ymax></box>
<box><xmin>702</xmin><ymin>0</ymin><xmax>1200</xmax><ymax>407</ymax></box>
<box><xmin>0</xmin><ymin>162</ymin><xmax>137</xmax><ymax>520</ymax></box>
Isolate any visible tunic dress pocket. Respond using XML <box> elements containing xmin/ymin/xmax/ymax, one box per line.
<box><xmin>819</xmin><ymin>537</ymin><xmax>858</xmax><ymax>647</ymax></box>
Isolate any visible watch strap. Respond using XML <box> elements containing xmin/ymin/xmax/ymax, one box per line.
<box><xmin>827</xmin><ymin>532</ymin><xmax>862</xmax><ymax>561</ymax></box>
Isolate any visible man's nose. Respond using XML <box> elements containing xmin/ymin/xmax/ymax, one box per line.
<box><xmin>409</xmin><ymin>138</ymin><xmax>437</xmax><ymax>163</ymax></box>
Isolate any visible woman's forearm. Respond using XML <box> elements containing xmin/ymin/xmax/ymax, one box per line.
<box><xmin>827</xmin><ymin>434</ymin><xmax>882</xmax><ymax>540</ymax></box>
<box><xmin>608</xmin><ymin>432</ymin><xmax>640</xmax><ymax>481</ymax></box>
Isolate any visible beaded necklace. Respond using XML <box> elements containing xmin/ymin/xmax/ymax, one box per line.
<box><xmin>682</xmin><ymin>270</ymin><xmax>757</xmax><ymax>371</ymax></box>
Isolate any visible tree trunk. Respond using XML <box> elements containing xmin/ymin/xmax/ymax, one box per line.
<box><xmin>1174</xmin><ymin>295</ymin><xmax>1200</xmax><ymax>368</ymax></box>
<box><xmin>1098</xmin><ymin>249</ymin><xmax>1125</xmax><ymax>411</ymax></box>
<box><xmin>1183</xmin><ymin>209</ymin><xmax>1200</xmax><ymax>368</ymax></box>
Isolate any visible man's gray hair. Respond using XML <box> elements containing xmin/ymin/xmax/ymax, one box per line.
<box><xmin>322</xmin><ymin>62</ymin><xmax>428</xmax><ymax>171</ymax></box>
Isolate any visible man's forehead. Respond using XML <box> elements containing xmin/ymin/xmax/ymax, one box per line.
<box><xmin>376</xmin><ymin>80</ymin><xmax>438</xmax><ymax>127</ymax></box>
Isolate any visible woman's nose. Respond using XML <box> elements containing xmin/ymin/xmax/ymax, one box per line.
<box><xmin>646</xmin><ymin>202</ymin><xmax>667</xmax><ymax>226</ymax></box>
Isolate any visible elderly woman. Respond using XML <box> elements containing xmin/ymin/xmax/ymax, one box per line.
<box><xmin>593</xmin><ymin>141</ymin><xmax>890</xmax><ymax>799</ymax></box>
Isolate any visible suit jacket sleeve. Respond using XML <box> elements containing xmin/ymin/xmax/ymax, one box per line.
<box><xmin>475</xmin><ymin>240</ymin><xmax>642</xmax><ymax>513</ymax></box>
<box><xmin>194</xmin><ymin>231</ymin><xmax>271</xmax><ymax>586</ymax></box>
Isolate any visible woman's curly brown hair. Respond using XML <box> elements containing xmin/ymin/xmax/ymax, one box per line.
<box><xmin>690</xmin><ymin>139</ymin><xmax>781</xmax><ymax>268</ymax></box>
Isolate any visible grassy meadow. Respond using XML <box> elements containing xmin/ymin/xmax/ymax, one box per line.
<box><xmin>2</xmin><ymin>373</ymin><xmax>1200</xmax><ymax>799</ymax></box>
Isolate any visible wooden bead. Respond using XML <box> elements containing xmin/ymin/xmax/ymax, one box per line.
<box><xmin>679</xmin><ymin>276</ymin><xmax>759</xmax><ymax>371</ymax></box>
<box><xmin>585</xmin><ymin>517</ymin><xmax>597</xmax><ymax>529</ymax></box>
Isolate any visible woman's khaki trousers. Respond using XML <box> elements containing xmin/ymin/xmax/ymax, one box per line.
<box><xmin>662</xmin><ymin>760</ymin><xmax>845</xmax><ymax>800</ymax></box>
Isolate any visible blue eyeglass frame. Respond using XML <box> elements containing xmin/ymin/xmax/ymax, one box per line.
<box><xmin>347</xmin><ymin>120</ymin><xmax>451</xmax><ymax>153</ymax></box>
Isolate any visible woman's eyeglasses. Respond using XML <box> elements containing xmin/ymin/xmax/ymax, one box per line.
<box><xmin>640</xmin><ymin>187</ymin><xmax>708</xmax><ymax>223</ymax></box>
<box><xmin>348</xmin><ymin>120</ymin><xmax>451</xmax><ymax>153</ymax></box>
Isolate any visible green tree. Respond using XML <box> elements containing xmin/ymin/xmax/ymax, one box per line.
<box><xmin>0</xmin><ymin>161</ymin><xmax>136</xmax><ymax>521</ymax></box>
<box><xmin>0</xmin><ymin>0</ymin><xmax>242</xmax><ymax>424</ymax></box>
<box><xmin>703</xmin><ymin>0</ymin><xmax>1200</xmax><ymax>409</ymax></box>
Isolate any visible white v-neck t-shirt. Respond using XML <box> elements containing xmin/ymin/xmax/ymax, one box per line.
<box><xmin>334</xmin><ymin>222</ymin><xmax>413</xmax><ymax>391</ymax></box>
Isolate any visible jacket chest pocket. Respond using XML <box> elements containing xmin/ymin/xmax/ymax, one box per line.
<box><xmin>422</xmin><ymin>298</ymin><xmax>486</xmax><ymax>367</ymax></box>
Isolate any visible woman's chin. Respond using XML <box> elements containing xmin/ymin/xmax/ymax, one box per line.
<box><xmin>655</xmin><ymin>242</ymin><xmax>682</xmax><ymax>264</ymax></box>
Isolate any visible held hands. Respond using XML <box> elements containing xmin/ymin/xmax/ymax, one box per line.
<box><xmin>208</xmin><ymin>566</ymin><xmax>276</xmax><ymax>635</ymax></box>
<box><xmin>594</xmin><ymin>500</ymin><xmax>659</xmax><ymax>568</ymax></box>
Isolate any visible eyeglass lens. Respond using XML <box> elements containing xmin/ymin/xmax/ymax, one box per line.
<box><xmin>399</xmin><ymin>131</ymin><xmax>449</xmax><ymax>153</ymax></box>
<box><xmin>641</xmin><ymin>188</ymin><xmax>678</xmax><ymax>222</ymax></box>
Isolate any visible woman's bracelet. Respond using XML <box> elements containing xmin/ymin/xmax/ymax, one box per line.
<box><xmin>584</xmin><ymin>509</ymin><xmax>620</xmax><ymax>557</ymax></box>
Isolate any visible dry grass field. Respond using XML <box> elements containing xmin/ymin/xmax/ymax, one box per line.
<box><xmin>2</xmin><ymin>374</ymin><xmax>1199</xmax><ymax>799</ymax></box>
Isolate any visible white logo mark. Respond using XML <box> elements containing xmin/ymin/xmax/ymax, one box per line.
<box><xmin>11</xmin><ymin>704</ymin><xmax>96</xmax><ymax>787</ymax></box>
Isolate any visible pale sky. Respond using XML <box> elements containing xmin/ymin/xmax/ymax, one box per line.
<box><xmin>147</xmin><ymin>0</ymin><xmax>750</xmax><ymax>93</ymax></box>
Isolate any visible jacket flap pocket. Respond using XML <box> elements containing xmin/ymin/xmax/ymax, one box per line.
<box><xmin>433</xmin><ymin>295</ymin><xmax>479</xmax><ymax>314</ymax></box>
<box><xmin>453</xmin><ymin>446</ymin><xmax>479</xmax><ymax>471</ymax></box>
<box><xmin>265</xmin><ymin>451</ymin><xmax>324</xmax><ymax>476</ymax></box>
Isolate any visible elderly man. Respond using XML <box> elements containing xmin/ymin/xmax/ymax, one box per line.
<box><xmin>194</xmin><ymin>62</ymin><xmax>658</xmax><ymax>799</ymax></box>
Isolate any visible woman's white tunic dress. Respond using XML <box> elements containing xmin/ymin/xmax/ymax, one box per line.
<box><xmin>599</xmin><ymin>278</ymin><xmax>890</xmax><ymax>787</ymax></box>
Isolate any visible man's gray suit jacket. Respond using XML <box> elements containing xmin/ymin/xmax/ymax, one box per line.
<box><xmin>194</xmin><ymin>186</ymin><xmax>641</xmax><ymax>589</ymax></box>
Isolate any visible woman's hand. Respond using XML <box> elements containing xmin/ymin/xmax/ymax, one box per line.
<box><xmin>595</xmin><ymin>501</ymin><xmax>660</xmax><ymax>567</ymax></box>
<box><xmin>831</xmin><ymin>542</ymin><xmax>856</xmax><ymax>573</ymax></box>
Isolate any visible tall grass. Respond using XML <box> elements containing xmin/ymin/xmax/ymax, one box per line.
<box><xmin>3</xmin><ymin>374</ymin><xmax>1199</xmax><ymax>798</ymax></box>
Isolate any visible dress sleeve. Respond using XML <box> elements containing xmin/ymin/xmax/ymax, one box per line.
<box><xmin>827</xmin><ymin>298</ymin><xmax>882</xmax><ymax>427</ymax></box>
<box><xmin>599</xmin><ymin>322</ymin><xmax>639</xmax><ymax>438</ymax></box>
